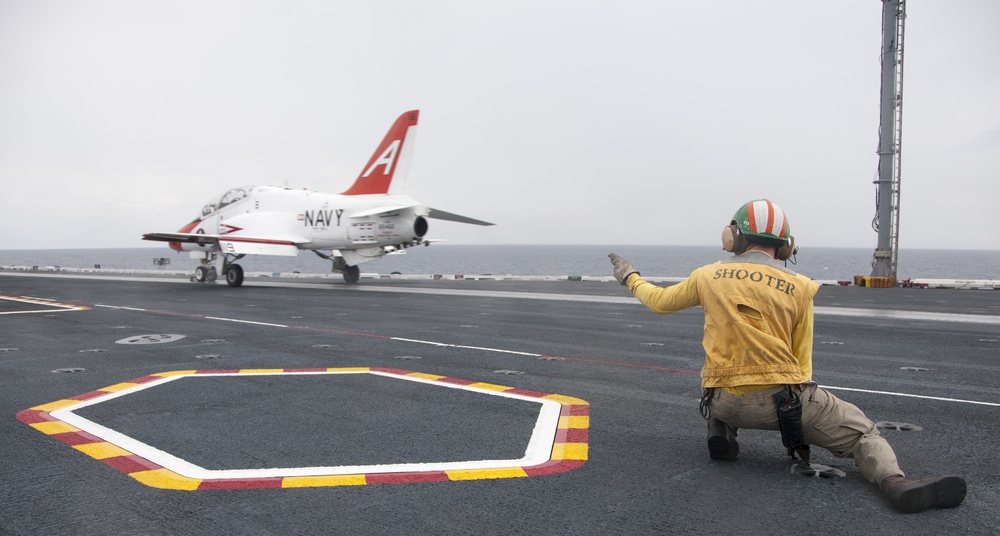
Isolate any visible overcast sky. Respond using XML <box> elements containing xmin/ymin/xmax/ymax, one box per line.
<box><xmin>1</xmin><ymin>0</ymin><xmax>997</xmax><ymax>251</ymax></box>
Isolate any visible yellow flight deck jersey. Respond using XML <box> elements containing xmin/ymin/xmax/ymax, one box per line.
<box><xmin>626</xmin><ymin>251</ymin><xmax>820</xmax><ymax>395</ymax></box>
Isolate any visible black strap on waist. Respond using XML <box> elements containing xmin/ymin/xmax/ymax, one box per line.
<box><xmin>699</xmin><ymin>388</ymin><xmax>716</xmax><ymax>420</ymax></box>
<box><xmin>773</xmin><ymin>385</ymin><xmax>811</xmax><ymax>465</ymax></box>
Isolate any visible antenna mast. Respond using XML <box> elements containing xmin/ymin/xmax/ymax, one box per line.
<box><xmin>871</xmin><ymin>0</ymin><xmax>906</xmax><ymax>279</ymax></box>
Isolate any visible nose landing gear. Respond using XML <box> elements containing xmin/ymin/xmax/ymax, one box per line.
<box><xmin>194</xmin><ymin>265</ymin><xmax>217</xmax><ymax>283</ymax></box>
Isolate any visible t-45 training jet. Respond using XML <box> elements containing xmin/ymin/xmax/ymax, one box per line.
<box><xmin>142</xmin><ymin>110</ymin><xmax>493</xmax><ymax>287</ymax></box>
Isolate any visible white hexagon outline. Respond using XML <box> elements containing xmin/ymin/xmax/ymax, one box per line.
<box><xmin>49</xmin><ymin>369</ymin><xmax>564</xmax><ymax>480</ymax></box>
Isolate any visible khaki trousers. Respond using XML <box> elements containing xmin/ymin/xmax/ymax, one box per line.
<box><xmin>707</xmin><ymin>384</ymin><xmax>904</xmax><ymax>484</ymax></box>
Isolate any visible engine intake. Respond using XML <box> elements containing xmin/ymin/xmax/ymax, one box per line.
<box><xmin>414</xmin><ymin>216</ymin><xmax>428</xmax><ymax>238</ymax></box>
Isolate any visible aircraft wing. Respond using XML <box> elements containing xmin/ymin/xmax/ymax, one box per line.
<box><xmin>428</xmin><ymin>208</ymin><xmax>494</xmax><ymax>226</ymax></box>
<box><xmin>142</xmin><ymin>232</ymin><xmax>304</xmax><ymax>256</ymax></box>
<box><xmin>347</xmin><ymin>205</ymin><xmax>418</xmax><ymax>219</ymax></box>
<box><xmin>346</xmin><ymin>205</ymin><xmax>493</xmax><ymax>226</ymax></box>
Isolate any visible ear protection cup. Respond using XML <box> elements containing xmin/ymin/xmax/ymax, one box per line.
<box><xmin>776</xmin><ymin>235</ymin><xmax>797</xmax><ymax>261</ymax></box>
<box><xmin>725</xmin><ymin>222</ymin><xmax>797</xmax><ymax>260</ymax></box>
<box><xmin>721</xmin><ymin>223</ymin><xmax>747</xmax><ymax>254</ymax></box>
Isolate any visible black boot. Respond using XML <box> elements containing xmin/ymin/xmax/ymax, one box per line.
<box><xmin>707</xmin><ymin>418</ymin><xmax>739</xmax><ymax>461</ymax></box>
<box><xmin>880</xmin><ymin>474</ymin><xmax>967</xmax><ymax>513</ymax></box>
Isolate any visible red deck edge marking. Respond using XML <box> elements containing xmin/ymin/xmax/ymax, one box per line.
<box><xmin>51</xmin><ymin>431</ymin><xmax>104</xmax><ymax>446</ymax></box>
<box><xmin>131</xmin><ymin>375</ymin><xmax>165</xmax><ymax>384</ymax></box>
<box><xmin>524</xmin><ymin>459</ymin><xmax>587</xmax><ymax>477</ymax></box>
<box><xmin>105</xmin><ymin>455</ymin><xmax>160</xmax><ymax>474</ymax></box>
<box><xmin>435</xmin><ymin>377</ymin><xmax>477</xmax><ymax>386</ymax></box>
<box><xmin>289</xmin><ymin>325</ymin><xmax>393</xmax><ymax>339</ymax></box>
<box><xmin>506</xmin><ymin>388</ymin><xmax>550</xmax><ymax>398</ymax></box>
<box><xmin>564</xmin><ymin>428</ymin><xmax>589</xmax><ymax>443</ymax></box>
<box><xmin>198</xmin><ymin>478</ymin><xmax>285</xmax><ymax>490</ymax></box>
<box><xmin>365</xmin><ymin>471</ymin><xmax>451</xmax><ymax>485</ymax></box>
<box><xmin>550</xmin><ymin>355</ymin><xmax>699</xmax><ymax>375</ymax></box>
<box><xmin>15</xmin><ymin>409</ymin><xmax>52</xmax><ymax>424</ymax></box>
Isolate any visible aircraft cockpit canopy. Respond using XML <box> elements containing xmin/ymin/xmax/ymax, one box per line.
<box><xmin>201</xmin><ymin>188</ymin><xmax>248</xmax><ymax>217</ymax></box>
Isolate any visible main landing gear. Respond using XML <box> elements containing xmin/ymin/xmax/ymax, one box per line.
<box><xmin>313</xmin><ymin>251</ymin><xmax>360</xmax><ymax>284</ymax></box>
<box><xmin>342</xmin><ymin>264</ymin><xmax>360</xmax><ymax>284</ymax></box>
<box><xmin>223</xmin><ymin>262</ymin><xmax>244</xmax><ymax>287</ymax></box>
<box><xmin>192</xmin><ymin>253</ymin><xmax>246</xmax><ymax>287</ymax></box>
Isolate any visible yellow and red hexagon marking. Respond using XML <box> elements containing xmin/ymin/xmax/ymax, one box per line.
<box><xmin>0</xmin><ymin>294</ymin><xmax>89</xmax><ymax>315</ymax></box>
<box><xmin>17</xmin><ymin>367</ymin><xmax>589</xmax><ymax>490</ymax></box>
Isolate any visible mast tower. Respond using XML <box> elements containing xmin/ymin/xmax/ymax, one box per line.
<box><xmin>871</xmin><ymin>0</ymin><xmax>906</xmax><ymax>279</ymax></box>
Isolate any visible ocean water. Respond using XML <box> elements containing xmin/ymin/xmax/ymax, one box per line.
<box><xmin>2</xmin><ymin>245</ymin><xmax>997</xmax><ymax>281</ymax></box>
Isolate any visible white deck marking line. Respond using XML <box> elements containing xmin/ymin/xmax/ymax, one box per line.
<box><xmin>814</xmin><ymin>306</ymin><xmax>1000</xmax><ymax>325</ymax></box>
<box><xmin>822</xmin><ymin>385</ymin><xmax>1000</xmax><ymax>407</ymax></box>
<box><xmin>203</xmin><ymin>316</ymin><xmax>289</xmax><ymax>328</ymax></box>
<box><xmin>262</xmin><ymin>282</ymin><xmax>1000</xmax><ymax>325</ymax></box>
<box><xmin>91</xmin><ymin>302</ymin><xmax>999</xmax><ymax>407</ymax></box>
<box><xmin>259</xmin><ymin>282</ymin><xmax>1000</xmax><ymax>325</ymax></box>
<box><xmin>96</xmin><ymin>305</ymin><xmax>290</xmax><ymax>328</ymax></box>
<box><xmin>0</xmin><ymin>309</ymin><xmax>80</xmax><ymax>315</ymax></box>
<box><xmin>95</xmin><ymin>304</ymin><xmax>147</xmax><ymax>312</ymax></box>
<box><xmin>391</xmin><ymin>337</ymin><xmax>543</xmax><ymax>356</ymax></box>
<box><xmin>9</xmin><ymin>272</ymin><xmax>1000</xmax><ymax>324</ymax></box>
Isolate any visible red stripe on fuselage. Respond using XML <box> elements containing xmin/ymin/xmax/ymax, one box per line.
<box><xmin>170</xmin><ymin>220</ymin><xmax>200</xmax><ymax>252</ymax></box>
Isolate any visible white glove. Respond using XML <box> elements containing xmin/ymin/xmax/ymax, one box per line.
<box><xmin>608</xmin><ymin>253</ymin><xmax>640</xmax><ymax>286</ymax></box>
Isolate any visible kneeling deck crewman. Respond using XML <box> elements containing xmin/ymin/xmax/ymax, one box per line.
<box><xmin>609</xmin><ymin>199</ymin><xmax>966</xmax><ymax>514</ymax></box>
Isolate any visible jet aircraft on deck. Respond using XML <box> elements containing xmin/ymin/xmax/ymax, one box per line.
<box><xmin>143</xmin><ymin>110</ymin><xmax>493</xmax><ymax>286</ymax></box>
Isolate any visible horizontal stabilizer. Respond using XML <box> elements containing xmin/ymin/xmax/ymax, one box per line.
<box><xmin>428</xmin><ymin>208</ymin><xmax>494</xmax><ymax>226</ymax></box>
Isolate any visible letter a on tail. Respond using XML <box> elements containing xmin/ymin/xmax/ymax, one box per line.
<box><xmin>341</xmin><ymin>110</ymin><xmax>419</xmax><ymax>196</ymax></box>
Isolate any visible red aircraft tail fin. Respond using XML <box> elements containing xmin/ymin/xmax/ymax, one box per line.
<box><xmin>341</xmin><ymin>110</ymin><xmax>419</xmax><ymax>196</ymax></box>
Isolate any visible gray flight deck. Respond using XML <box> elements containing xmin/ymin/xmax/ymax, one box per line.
<box><xmin>1</xmin><ymin>271</ymin><xmax>998</xmax><ymax>535</ymax></box>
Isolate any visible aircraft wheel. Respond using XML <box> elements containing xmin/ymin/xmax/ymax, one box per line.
<box><xmin>194</xmin><ymin>266</ymin><xmax>208</xmax><ymax>283</ymax></box>
<box><xmin>343</xmin><ymin>265</ymin><xmax>360</xmax><ymax>284</ymax></box>
<box><xmin>207</xmin><ymin>267</ymin><xmax>218</xmax><ymax>282</ymax></box>
<box><xmin>225</xmin><ymin>264</ymin><xmax>244</xmax><ymax>287</ymax></box>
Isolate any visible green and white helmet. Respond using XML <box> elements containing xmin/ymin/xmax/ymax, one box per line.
<box><xmin>732</xmin><ymin>199</ymin><xmax>791</xmax><ymax>244</ymax></box>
